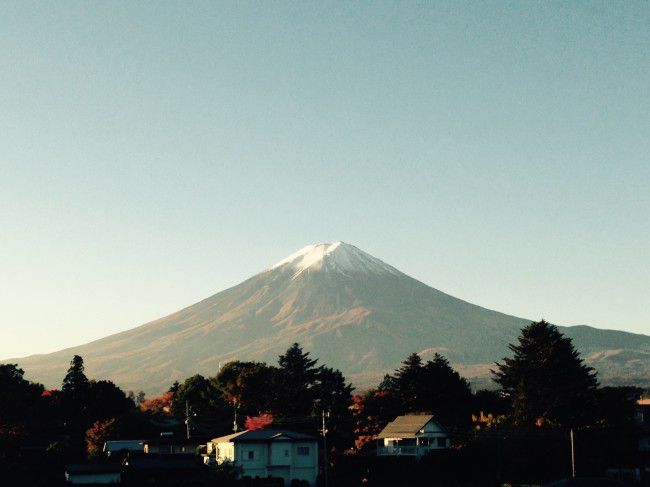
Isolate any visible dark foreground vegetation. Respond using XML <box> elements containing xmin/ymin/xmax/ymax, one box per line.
<box><xmin>1</xmin><ymin>320</ymin><xmax>648</xmax><ymax>486</ymax></box>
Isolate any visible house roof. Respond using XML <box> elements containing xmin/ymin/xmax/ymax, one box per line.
<box><xmin>376</xmin><ymin>414</ymin><xmax>441</xmax><ymax>439</ymax></box>
<box><xmin>104</xmin><ymin>440</ymin><xmax>146</xmax><ymax>451</ymax></box>
<box><xmin>211</xmin><ymin>429</ymin><xmax>317</xmax><ymax>444</ymax></box>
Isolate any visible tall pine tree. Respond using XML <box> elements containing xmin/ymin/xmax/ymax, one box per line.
<box><xmin>61</xmin><ymin>355</ymin><xmax>91</xmax><ymax>429</ymax></box>
<box><xmin>421</xmin><ymin>354</ymin><xmax>473</xmax><ymax>427</ymax></box>
<box><xmin>276</xmin><ymin>343</ymin><xmax>320</xmax><ymax>418</ymax></box>
<box><xmin>493</xmin><ymin>320</ymin><xmax>598</xmax><ymax>426</ymax></box>
<box><xmin>393</xmin><ymin>352</ymin><xmax>424</xmax><ymax>411</ymax></box>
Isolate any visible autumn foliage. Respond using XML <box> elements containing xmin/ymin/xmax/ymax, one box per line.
<box><xmin>139</xmin><ymin>391</ymin><xmax>174</xmax><ymax>415</ymax></box>
<box><xmin>85</xmin><ymin>419</ymin><xmax>116</xmax><ymax>457</ymax></box>
<box><xmin>245</xmin><ymin>413</ymin><xmax>273</xmax><ymax>430</ymax></box>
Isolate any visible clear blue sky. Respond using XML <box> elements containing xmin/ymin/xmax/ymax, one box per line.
<box><xmin>1</xmin><ymin>1</ymin><xmax>648</xmax><ymax>359</ymax></box>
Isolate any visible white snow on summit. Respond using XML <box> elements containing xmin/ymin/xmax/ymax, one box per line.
<box><xmin>270</xmin><ymin>242</ymin><xmax>402</xmax><ymax>278</ymax></box>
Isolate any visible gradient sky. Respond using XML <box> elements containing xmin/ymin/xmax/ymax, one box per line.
<box><xmin>1</xmin><ymin>1</ymin><xmax>649</xmax><ymax>360</ymax></box>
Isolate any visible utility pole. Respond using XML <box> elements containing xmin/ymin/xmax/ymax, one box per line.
<box><xmin>185</xmin><ymin>400</ymin><xmax>191</xmax><ymax>440</ymax></box>
<box><xmin>233</xmin><ymin>399</ymin><xmax>238</xmax><ymax>432</ymax></box>
<box><xmin>322</xmin><ymin>410</ymin><xmax>329</xmax><ymax>487</ymax></box>
<box><xmin>570</xmin><ymin>428</ymin><xmax>576</xmax><ymax>478</ymax></box>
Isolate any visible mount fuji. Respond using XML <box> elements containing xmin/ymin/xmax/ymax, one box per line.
<box><xmin>7</xmin><ymin>242</ymin><xmax>650</xmax><ymax>394</ymax></box>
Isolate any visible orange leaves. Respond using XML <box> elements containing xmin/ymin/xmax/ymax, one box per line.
<box><xmin>139</xmin><ymin>391</ymin><xmax>174</xmax><ymax>415</ymax></box>
<box><xmin>244</xmin><ymin>413</ymin><xmax>274</xmax><ymax>430</ymax></box>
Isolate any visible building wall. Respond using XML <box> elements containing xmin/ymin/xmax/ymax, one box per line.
<box><xmin>145</xmin><ymin>443</ymin><xmax>195</xmax><ymax>454</ymax></box>
<box><xmin>270</xmin><ymin>440</ymin><xmax>292</xmax><ymax>465</ymax></box>
<box><xmin>216</xmin><ymin>440</ymin><xmax>318</xmax><ymax>487</ymax></box>
<box><xmin>422</xmin><ymin>420</ymin><xmax>446</xmax><ymax>434</ymax></box>
<box><xmin>215</xmin><ymin>441</ymin><xmax>235</xmax><ymax>464</ymax></box>
<box><xmin>236</xmin><ymin>442</ymin><xmax>269</xmax><ymax>472</ymax></box>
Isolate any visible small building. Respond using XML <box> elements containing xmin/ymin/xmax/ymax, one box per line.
<box><xmin>210</xmin><ymin>429</ymin><xmax>319</xmax><ymax>487</ymax></box>
<box><xmin>143</xmin><ymin>436</ymin><xmax>200</xmax><ymax>455</ymax></box>
<box><xmin>103</xmin><ymin>440</ymin><xmax>146</xmax><ymax>457</ymax></box>
<box><xmin>65</xmin><ymin>463</ymin><xmax>121</xmax><ymax>485</ymax></box>
<box><xmin>376</xmin><ymin>414</ymin><xmax>449</xmax><ymax>458</ymax></box>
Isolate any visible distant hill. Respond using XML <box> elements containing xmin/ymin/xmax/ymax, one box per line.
<box><xmin>7</xmin><ymin>242</ymin><xmax>650</xmax><ymax>394</ymax></box>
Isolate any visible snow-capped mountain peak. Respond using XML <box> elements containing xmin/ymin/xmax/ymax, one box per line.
<box><xmin>270</xmin><ymin>241</ymin><xmax>401</xmax><ymax>278</ymax></box>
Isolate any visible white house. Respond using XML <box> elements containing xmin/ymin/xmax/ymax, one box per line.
<box><xmin>209</xmin><ymin>429</ymin><xmax>319</xmax><ymax>486</ymax></box>
<box><xmin>376</xmin><ymin>414</ymin><xmax>449</xmax><ymax>458</ymax></box>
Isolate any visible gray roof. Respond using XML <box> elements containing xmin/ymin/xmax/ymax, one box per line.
<box><xmin>212</xmin><ymin>429</ymin><xmax>317</xmax><ymax>444</ymax></box>
<box><xmin>104</xmin><ymin>440</ymin><xmax>146</xmax><ymax>452</ymax></box>
<box><xmin>376</xmin><ymin>414</ymin><xmax>439</xmax><ymax>439</ymax></box>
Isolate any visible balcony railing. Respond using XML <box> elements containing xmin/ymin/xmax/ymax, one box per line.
<box><xmin>377</xmin><ymin>445</ymin><xmax>440</xmax><ymax>456</ymax></box>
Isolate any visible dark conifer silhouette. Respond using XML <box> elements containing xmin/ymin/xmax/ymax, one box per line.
<box><xmin>61</xmin><ymin>355</ymin><xmax>90</xmax><ymax>427</ymax></box>
<box><xmin>276</xmin><ymin>343</ymin><xmax>321</xmax><ymax>418</ymax></box>
<box><xmin>62</xmin><ymin>355</ymin><xmax>90</xmax><ymax>398</ymax></box>
<box><xmin>493</xmin><ymin>320</ymin><xmax>598</xmax><ymax>426</ymax></box>
<box><xmin>393</xmin><ymin>352</ymin><xmax>424</xmax><ymax>411</ymax></box>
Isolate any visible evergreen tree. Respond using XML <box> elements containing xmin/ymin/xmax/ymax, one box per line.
<box><xmin>61</xmin><ymin>355</ymin><xmax>90</xmax><ymax>426</ymax></box>
<box><xmin>62</xmin><ymin>355</ymin><xmax>90</xmax><ymax>398</ymax></box>
<box><xmin>493</xmin><ymin>320</ymin><xmax>598</xmax><ymax>426</ymax></box>
<box><xmin>393</xmin><ymin>352</ymin><xmax>424</xmax><ymax>411</ymax></box>
<box><xmin>276</xmin><ymin>343</ymin><xmax>320</xmax><ymax>418</ymax></box>
<box><xmin>313</xmin><ymin>367</ymin><xmax>354</xmax><ymax>451</ymax></box>
<box><xmin>420</xmin><ymin>353</ymin><xmax>473</xmax><ymax>427</ymax></box>
<box><xmin>377</xmin><ymin>374</ymin><xmax>396</xmax><ymax>391</ymax></box>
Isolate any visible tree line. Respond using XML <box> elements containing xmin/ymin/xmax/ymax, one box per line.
<box><xmin>1</xmin><ymin>320</ymin><xmax>646</xmax><ymax>484</ymax></box>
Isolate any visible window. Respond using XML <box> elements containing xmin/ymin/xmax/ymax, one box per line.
<box><xmin>284</xmin><ymin>449</ymin><xmax>289</xmax><ymax>456</ymax></box>
<box><xmin>247</xmin><ymin>450</ymin><xmax>255</xmax><ymax>460</ymax></box>
<box><xmin>297</xmin><ymin>446</ymin><xmax>310</xmax><ymax>456</ymax></box>
<box><xmin>437</xmin><ymin>437</ymin><xmax>446</xmax><ymax>448</ymax></box>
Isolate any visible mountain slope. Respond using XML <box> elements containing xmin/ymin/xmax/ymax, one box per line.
<box><xmin>7</xmin><ymin>242</ymin><xmax>650</xmax><ymax>393</ymax></box>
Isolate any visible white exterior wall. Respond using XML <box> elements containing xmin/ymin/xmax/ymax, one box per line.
<box><xmin>215</xmin><ymin>441</ymin><xmax>236</xmax><ymax>464</ymax></box>
<box><xmin>215</xmin><ymin>439</ymin><xmax>318</xmax><ymax>487</ymax></box>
